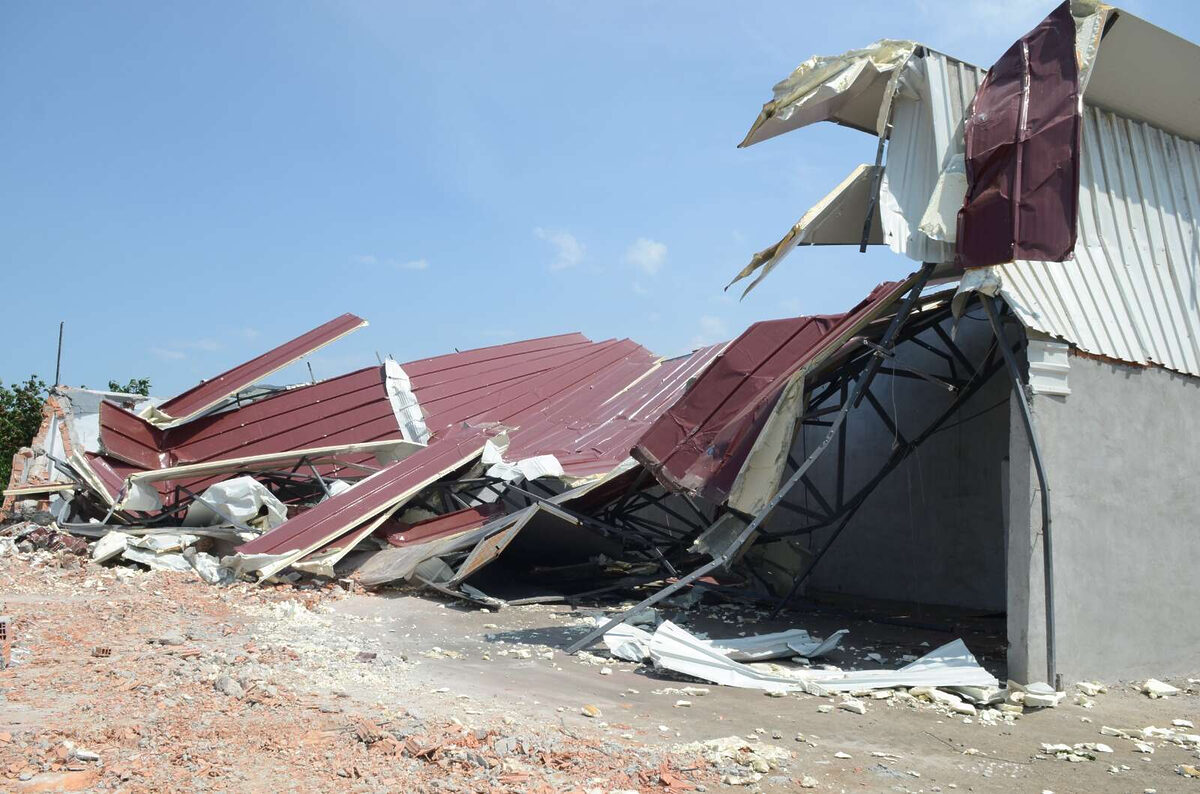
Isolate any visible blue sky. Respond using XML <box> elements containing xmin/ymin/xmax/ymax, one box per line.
<box><xmin>1</xmin><ymin>0</ymin><xmax>1189</xmax><ymax>394</ymax></box>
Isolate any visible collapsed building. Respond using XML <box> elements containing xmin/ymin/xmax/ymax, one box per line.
<box><xmin>5</xmin><ymin>1</ymin><xmax>1198</xmax><ymax>689</ymax></box>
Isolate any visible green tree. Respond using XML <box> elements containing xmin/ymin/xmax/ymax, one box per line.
<box><xmin>107</xmin><ymin>377</ymin><xmax>151</xmax><ymax>396</ymax></box>
<box><xmin>0</xmin><ymin>375</ymin><xmax>48</xmax><ymax>487</ymax></box>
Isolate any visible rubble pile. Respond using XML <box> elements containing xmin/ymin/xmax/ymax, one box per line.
<box><xmin>0</xmin><ymin>543</ymin><xmax>713</xmax><ymax>792</ymax></box>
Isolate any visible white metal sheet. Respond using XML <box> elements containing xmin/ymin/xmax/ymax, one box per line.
<box><xmin>989</xmin><ymin>106</ymin><xmax>1200</xmax><ymax>377</ymax></box>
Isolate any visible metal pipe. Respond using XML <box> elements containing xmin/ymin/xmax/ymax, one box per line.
<box><xmin>54</xmin><ymin>322</ymin><xmax>64</xmax><ymax>386</ymax></box>
<box><xmin>981</xmin><ymin>295</ymin><xmax>1057</xmax><ymax>690</ymax></box>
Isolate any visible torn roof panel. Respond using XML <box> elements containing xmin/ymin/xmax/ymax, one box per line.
<box><xmin>98</xmin><ymin>401</ymin><xmax>165</xmax><ymax>470</ymax></box>
<box><xmin>164</xmin><ymin>366</ymin><xmax>398</xmax><ymax>466</ymax></box>
<box><xmin>412</xmin><ymin>338</ymin><xmax>619</xmax><ymax>432</ymax></box>
<box><xmin>146</xmin><ymin>313</ymin><xmax>367</xmax><ymax>427</ymax></box>
<box><xmin>727</xmin><ymin>164</ymin><xmax>884</xmax><ymax>298</ymax></box>
<box><xmin>94</xmin><ymin>366</ymin><xmax>404</xmax><ymax>506</ymax></box>
<box><xmin>957</xmin><ymin>0</ymin><xmax>1080</xmax><ymax>267</ymax></box>
<box><xmin>732</xmin><ymin>45</ymin><xmax>984</xmax><ymax>295</ymax></box>
<box><xmin>234</xmin><ymin>429</ymin><xmax>488</xmax><ymax>560</ymax></box>
<box><xmin>1083</xmin><ymin>6</ymin><xmax>1200</xmax><ymax>144</ymax></box>
<box><xmin>739</xmin><ymin>39</ymin><xmax>917</xmax><ymax>146</ymax></box>
<box><xmin>380</xmin><ymin>503</ymin><xmax>505</xmax><ymax>548</ymax></box>
<box><xmin>634</xmin><ymin>280</ymin><xmax>908</xmax><ymax>502</ymax></box>
<box><xmin>499</xmin><ymin>344</ymin><xmax>725</xmax><ymax>479</ymax></box>
<box><xmin>968</xmin><ymin>105</ymin><xmax>1200</xmax><ymax>378</ymax></box>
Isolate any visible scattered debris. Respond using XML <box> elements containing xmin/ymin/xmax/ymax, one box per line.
<box><xmin>1142</xmin><ymin>679</ymin><xmax>1181</xmax><ymax>699</ymax></box>
<box><xmin>674</xmin><ymin>737</ymin><xmax>789</xmax><ymax>787</ymax></box>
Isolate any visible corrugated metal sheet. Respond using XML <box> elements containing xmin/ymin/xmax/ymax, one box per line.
<box><xmin>167</xmin><ymin>366</ymin><xmax>398</xmax><ymax>465</ymax></box>
<box><xmin>148</xmin><ymin>313</ymin><xmax>368</xmax><ymax>427</ymax></box>
<box><xmin>500</xmin><ymin>343</ymin><xmax>725</xmax><ymax>478</ymax></box>
<box><xmin>726</xmin><ymin>165</ymin><xmax>884</xmax><ymax>298</ymax></box>
<box><xmin>95</xmin><ymin>325</ymin><xmax>723</xmax><ymax>515</ymax></box>
<box><xmin>880</xmin><ymin>50</ymin><xmax>984</xmax><ymax>263</ymax></box>
<box><xmin>730</xmin><ymin>48</ymin><xmax>984</xmax><ymax>295</ymax></box>
<box><xmin>236</xmin><ymin>430</ymin><xmax>488</xmax><ymax>558</ymax></box>
<box><xmin>957</xmin><ymin>1</ymin><xmax>1080</xmax><ymax>266</ymax></box>
<box><xmin>987</xmin><ymin>106</ymin><xmax>1200</xmax><ymax>377</ymax></box>
<box><xmin>380</xmin><ymin>503</ymin><xmax>505</xmax><ymax>548</ymax></box>
<box><xmin>98</xmin><ymin>401</ymin><xmax>165</xmax><ymax>469</ymax></box>
<box><xmin>634</xmin><ymin>280</ymin><xmax>908</xmax><ymax>502</ymax></box>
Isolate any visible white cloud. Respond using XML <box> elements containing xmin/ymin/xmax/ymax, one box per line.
<box><xmin>354</xmin><ymin>254</ymin><xmax>378</xmax><ymax>265</ymax></box>
<box><xmin>624</xmin><ymin>237</ymin><xmax>667</xmax><ymax>276</ymax></box>
<box><xmin>150</xmin><ymin>347</ymin><xmax>186</xmax><ymax>361</ymax></box>
<box><xmin>632</xmin><ymin>281</ymin><xmax>650</xmax><ymax>296</ymax></box>
<box><xmin>689</xmin><ymin>314</ymin><xmax>729</xmax><ymax>348</ymax></box>
<box><xmin>397</xmin><ymin>258</ymin><xmax>429</xmax><ymax>270</ymax></box>
<box><xmin>534</xmin><ymin>227</ymin><xmax>584</xmax><ymax>271</ymax></box>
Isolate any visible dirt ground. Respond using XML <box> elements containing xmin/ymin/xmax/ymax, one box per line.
<box><xmin>2</xmin><ymin>546</ymin><xmax>1198</xmax><ymax>793</ymax></box>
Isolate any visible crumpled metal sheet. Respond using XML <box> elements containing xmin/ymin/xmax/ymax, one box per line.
<box><xmin>634</xmin><ymin>279</ymin><xmax>908</xmax><ymax>505</ymax></box>
<box><xmin>232</xmin><ymin>430</ymin><xmax>489</xmax><ymax>579</ymax></box>
<box><xmin>957</xmin><ymin>1</ymin><xmax>1080</xmax><ymax>266</ymax></box>
<box><xmin>143</xmin><ymin>313</ymin><xmax>368</xmax><ymax>428</ymax></box>
<box><xmin>726</xmin><ymin>164</ymin><xmax>883</xmax><ymax>299</ymax></box>
<box><xmin>958</xmin><ymin>105</ymin><xmax>1200</xmax><ymax>378</ymax></box>
<box><xmin>182</xmin><ymin>476</ymin><xmax>288</xmax><ymax>529</ymax></box>
<box><xmin>740</xmin><ymin>39</ymin><xmax>917</xmax><ymax>146</ymax></box>
<box><xmin>730</xmin><ymin>47</ymin><xmax>984</xmax><ymax>296</ymax></box>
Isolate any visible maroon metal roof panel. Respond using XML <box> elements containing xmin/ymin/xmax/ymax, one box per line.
<box><xmin>165</xmin><ymin>366</ymin><xmax>397</xmax><ymax>466</ymax></box>
<box><xmin>83</xmin><ymin>453</ymin><xmax>134</xmax><ymax>502</ymax></box>
<box><xmin>633</xmin><ymin>281</ymin><xmax>905</xmax><ymax>502</ymax></box>
<box><xmin>98</xmin><ymin>401</ymin><xmax>165</xmax><ymax>469</ymax></box>
<box><xmin>93</xmin><ymin>366</ymin><xmax>399</xmax><ymax>504</ymax></box>
<box><xmin>236</xmin><ymin>429</ymin><xmax>487</xmax><ymax>556</ymax></box>
<box><xmin>500</xmin><ymin>343</ymin><xmax>724</xmax><ymax>478</ymax></box>
<box><xmin>957</xmin><ymin>0</ymin><xmax>1080</xmax><ymax>267</ymax></box>
<box><xmin>403</xmin><ymin>332</ymin><xmax>591</xmax><ymax>379</ymax></box>
<box><xmin>153</xmin><ymin>313</ymin><xmax>368</xmax><ymax>424</ymax></box>
<box><xmin>379</xmin><ymin>503</ymin><xmax>504</xmax><ymax>548</ymax></box>
<box><xmin>410</xmin><ymin>337</ymin><xmax>613</xmax><ymax>433</ymax></box>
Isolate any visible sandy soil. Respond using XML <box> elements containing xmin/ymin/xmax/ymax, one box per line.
<box><xmin>2</xmin><ymin>546</ymin><xmax>1198</xmax><ymax>793</ymax></box>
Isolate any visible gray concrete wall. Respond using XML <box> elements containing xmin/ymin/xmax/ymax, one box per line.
<box><xmin>1007</xmin><ymin>345</ymin><xmax>1200</xmax><ymax>683</ymax></box>
<box><xmin>763</xmin><ymin>316</ymin><xmax>1011</xmax><ymax>611</ymax></box>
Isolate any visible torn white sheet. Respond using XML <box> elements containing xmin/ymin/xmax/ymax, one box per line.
<box><xmin>479</xmin><ymin>432</ymin><xmax>565</xmax><ymax>485</ymax></box>
<box><xmin>603</xmin><ymin>624</ymin><xmax>654</xmax><ymax>662</ymax></box>
<box><xmin>801</xmin><ymin>639</ymin><xmax>998</xmax><ymax>693</ymax></box>
<box><xmin>648</xmin><ymin>621</ymin><xmax>814</xmax><ymax>694</ymax></box>
<box><xmin>323</xmin><ymin>479</ymin><xmax>353</xmax><ymax>499</ymax></box>
<box><xmin>183</xmin><ymin>476</ymin><xmax>287</xmax><ymax>529</ymax></box>
<box><xmin>91</xmin><ymin>531</ymin><xmax>131</xmax><ymax>563</ymax></box>
<box><xmin>384</xmin><ymin>358</ymin><xmax>431</xmax><ymax>443</ymax></box>
<box><xmin>610</xmin><ymin>623</ymin><xmax>847</xmax><ymax>665</ymax></box>
<box><xmin>121</xmin><ymin>480</ymin><xmax>165</xmax><ymax>512</ymax></box>
<box><xmin>788</xmin><ymin>629</ymin><xmax>849</xmax><ymax>659</ymax></box>
<box><xmin>127</xmin><ymin>533</ymin><xmax>202</xmax><ymax>554</ymax></box>
<box><xmin>740</xmin><ymin>39</ymin><xmax>917</xmax><ymax>146</ymax></box>
<box><xmin>120</xmin><ymin>547</ymin><xmax>195</xmax><ymax>573</ymax></box>
<box><xmin>707</xmin><ymin>628</ymin><xmax>846</xmax><ymax>662</ymax></box>
<box><xmin>220</xmin><ymin>551</ymin><xmax>293</xmax><ymax>579</ymax></box>
<box><xmin>183</xmin><ymin>548</ymin><xmax>232</xmax><ymax>585</ymax></box>
<box><xmin>486</xmin><ymin>455</ymin><xmax>565</xmax><ymax>483</ymax></box>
